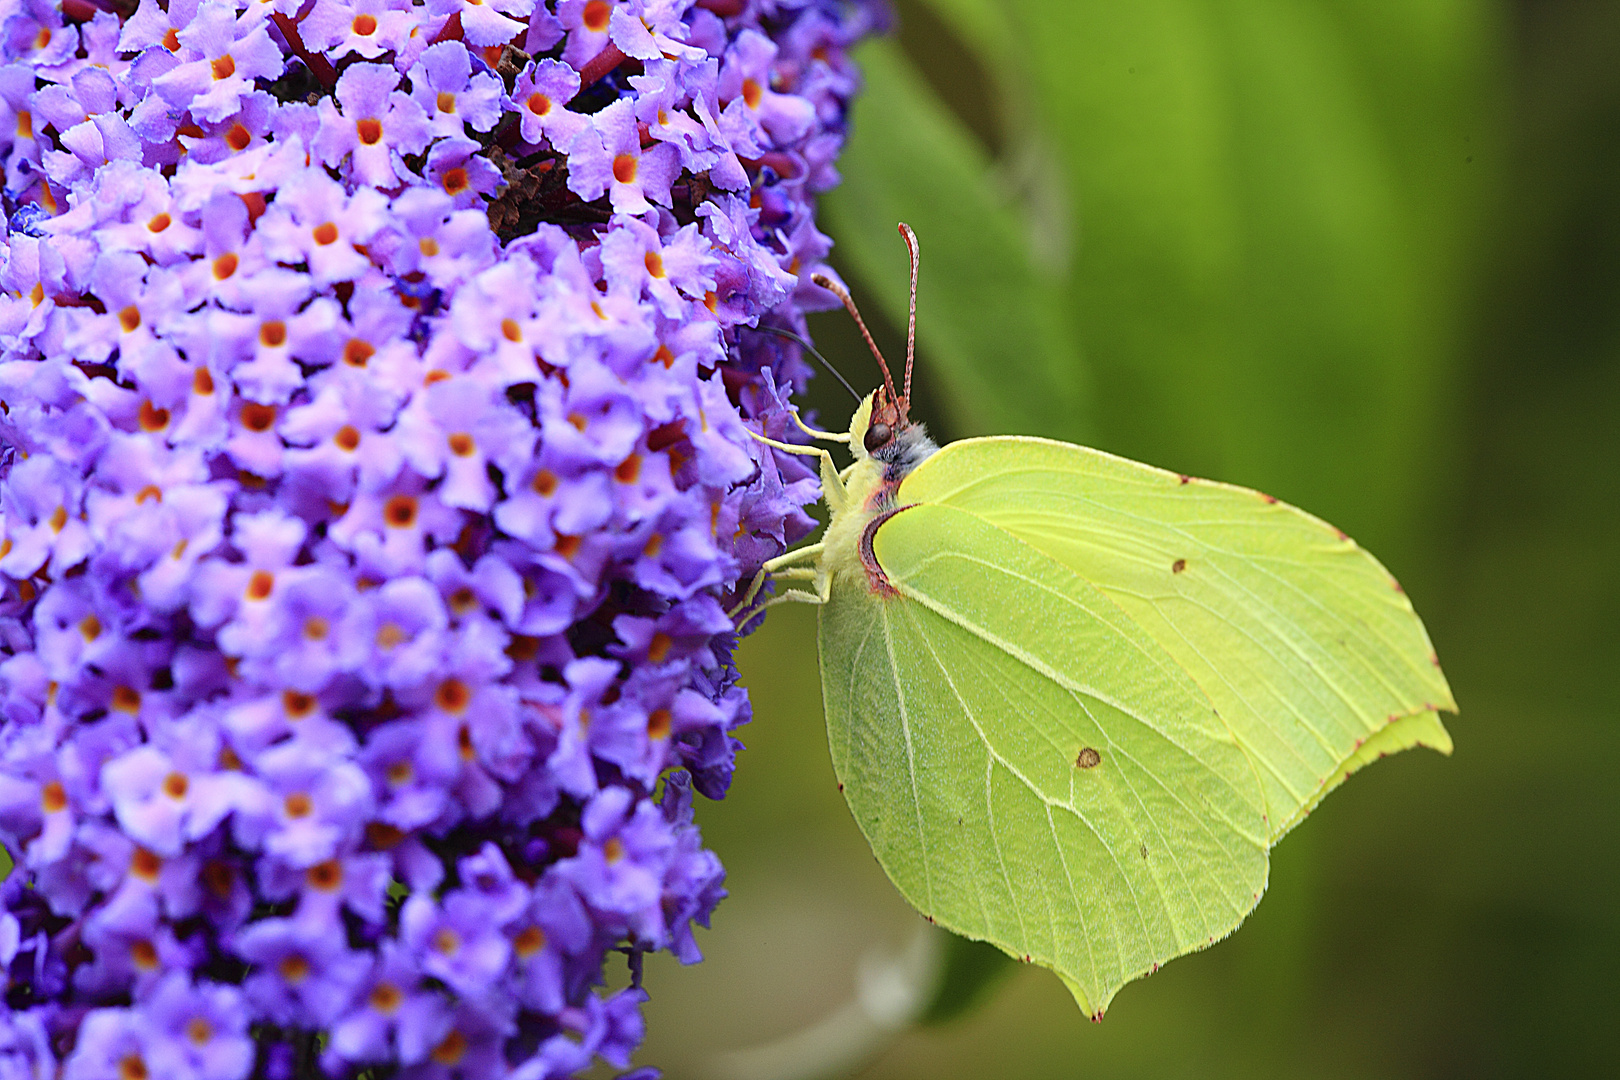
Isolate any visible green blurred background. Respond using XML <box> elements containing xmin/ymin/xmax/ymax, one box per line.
<box><xmin>637</xmin><ymin>0</ymin><xmax>1620</xmax><ymax>1075</ymax></box>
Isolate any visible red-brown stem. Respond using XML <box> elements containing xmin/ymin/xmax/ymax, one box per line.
<box><xmin>574</xmin><ymin>42</ymin><xmax>628</xmax><ymax>94</ymax></box>
<box><xmin>696</xmin><ymin>0</ymin><xmax>747</xmax><ymax>17</ymax></box>
<box><xmin>432</xmin><ymin>12</ymin><xmax>465</xmax><ymax>44</ymax></box>
<box><xmin>738</xmin><ymin>150</ymin><xmax>803</xmax><ymax>179</ymax></box>
<box><xmin>271</xmin><ymin>13</ymin><xmax>339</xmax><ymax>90</ymax></box>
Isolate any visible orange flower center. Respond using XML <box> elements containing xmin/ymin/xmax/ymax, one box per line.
<box><xmin>647</xmin><ymin>708</ymin><xmax>671</xmax><ymax>739</ymax></box>
<box><xmin>306</xmin><ymin>859</ymin><xmax>343</xmax><ymax>891</ymax></box>
<box><xmin>343</xmin><ymin>338</ymin><xmax>375</xmax><ymax>367</ymax></box>
<box><xmin>240</xmin><ymin>402</ymin><xmax>277</xmax><ymax>431</ymax></box>
<box><xmin>384</xmin><ymin>494</ymin><xmax>417</xmax><ymax>528</ymax></box>
<box><xmin>40</xmin><ymin>780</ymin><xmax>67</xmax><ymax>812</ymax></box>
<box><xmin>435</xmin><ymin>678</ymin><xmax>470</xmax><ymax>714</ymax></box>
<box><xmin>513</xmin><ymin>925</ymin><xmax>546</xmax><ymax>957</ymax></box>
<box><xmin>283</xmin><ymin>689</ymin><xmax>317</xmax><ymax>717</ymax></box>
<box><xmin>246</xmin><ymin>569</ymin><xmax>275</xmax><ymax>600</ymax></box>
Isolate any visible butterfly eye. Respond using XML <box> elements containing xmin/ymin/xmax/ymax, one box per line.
<box><xmin>864</xmin><ymin>422</ymin><xmax>892</xmax><ymax>454</ymax></box>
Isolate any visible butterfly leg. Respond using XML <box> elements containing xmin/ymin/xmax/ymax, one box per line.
<box><xmin>731</xmin><ymin>543</ymin><xmax>825</xmax><ymax>619</ymax></box>
<box><xmin>751</xmin><ymin>587</ymin><xmax>828</xmax><ymax>611</ymax></box>
<box><xmin>789</xmin><ymin>410</ymin><xmax>851</xmax><ymax>445</ymax></box>
<box><xmin>745</xmin><ymin>430</ymin><xmax>849</xmax><ymax>515</ymax></box>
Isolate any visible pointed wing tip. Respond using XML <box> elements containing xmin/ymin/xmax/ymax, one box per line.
<box><xmin>1418</xmin><ymin>712</ymin><xmax>1455</xmax><ymax>756</ymax></box>
<box><xmin>1056</xmin><ymin>969</ymin><xmax>1104</xmax><ymax>1021</ymax></box>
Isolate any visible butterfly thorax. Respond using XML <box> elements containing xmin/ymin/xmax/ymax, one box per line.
<box><xmin>819</xmin><ymin>390</ymin><xmax>939</xmax><ymax>598</ymax></box>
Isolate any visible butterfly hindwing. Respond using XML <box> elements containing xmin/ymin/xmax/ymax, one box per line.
<box><xmin>818</xmin><ymin>502</ymin><xmax>1269</xmax><ymax>1017</ymax></box>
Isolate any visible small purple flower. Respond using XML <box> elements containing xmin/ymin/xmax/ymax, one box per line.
<box><xmin>313</xmin><ymin>63</ymin><xmax>434</xmax><ymax>189</ymax></box>
<box><xmin>301</xmin><ymin>0</ymin><xmax>419</xmax><ymax>61</ymax></box>
<box><xmin>256</xmin><ymin>170</ymin><xmax>391</xmax><ymax>286</ymax></box>
<box><xmin>99</xmin><ymin>741</ymin><xmax>249</xmax><ymax>859</ymax></box>
<box><xmin>240</xmin><ymin>740</ymin><xmax>373</xmax><ymax>867</ymax></box>
<box><xmin>408</xmin><ymin>41</ymin><xmax>505</xmax><ymax>138</ymax></box>
<box><xmin>142</xmin><ymin>974</ymin><xmax>255</xmax><ymax>1080</ymax></box>
<box><xmin>34</xmin><ymin>67</ymin><xmax>141</xmax><ymax>187</ymax></box>
<box><xmin>426</xmin><ymin>0</ymin><xmax>534</xmax><ymax>49</ymax></box>
<box><xmin>407</xmin><ymin>998</ymin><xmax>513</xmax><ymax>1080</ymax></box>
<box><xmin>424</xmin><ymin>136</ymin><xmax>505</xmax><ymax>208</ymax></box>
<box><xmin>61</xmin><ymin>1008</ymin><xmax>148</xmax><ymax>1080</ymax></box>
<box><xmin>557</xmin><ymin>786</ymin><xmax>668</xmax><ymax>943</ymax></box>
<box><xmin>718</xmin><ymin>29</ymin><xmax>818</xmax><ymax>146</ymax></box>
<box><xmin>150</xmin><ymin>1</ymin><xmax>283</xmax><ymax>124</ymax></box>
<box><xmin>600</xmin><ymin>215</ymin><xmax>718</xmax><ymax>319</ymax></box>
<box><xmin>401</xmin><ymin>890</ymin><xmax>513</xmax><ymax>997</ymax></box>
<box><xmin>510</xmin><ymin>59</ymin><xmax>589</xmax><ymax>151</ymax></box>
<box><xmin>0</xmin><ymin>455</ymin><xmax>93</xmax><ymax>579</ymax></box>
<box><xmin>233</xmin><ymin>917</ymin><xmax>369</xmax><ymax>1025</ymax></box>
<box><xmin>326</xmin><ymin>943</ymin><xmax>452</xmax><ymax>1067</ymax></box>
<box><xmin>555</xmin><ymin>0</ymin><xmax>614</xmax><ymax>70</ymax></box>
<box><xmin>78</xmin><ymin>886</ymin><xmax>193</xmax><ymax>997</ymax></box>
<box><xmin>506</xmin><ymin>874</ymin><xmax>592</xmax><ymax>1014</ymax></box>
<box><xmin>566</xmin><ymin>98</ymin><xmax>683</xmax><ymax>215</ymax></box>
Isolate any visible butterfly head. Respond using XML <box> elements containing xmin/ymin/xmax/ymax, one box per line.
<box><xmin>820</xmin><ymin>223</ymin><xmax>936</xmax><ymax>476</ymax></box>
<box><xmin>849</xmin><ymin>386</ymin><xmax>937</xmax><ymax>476</ymax></box>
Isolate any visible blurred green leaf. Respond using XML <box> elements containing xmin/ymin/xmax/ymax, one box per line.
<box><xmin>987</xmin><ymin>0</ymin><xmax>1497</xmax><ymax>553</ymax></box>
<box><xmin>821</xmin><ymin>38</ymin><xmax>1089</xmax><ymax>443</ymax></box>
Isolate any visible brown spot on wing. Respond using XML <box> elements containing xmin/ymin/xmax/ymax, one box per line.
<box><xmin>1075</xmin><ymin>747</ymin><xmax>1101</xmax><ymax>769</ymax></box>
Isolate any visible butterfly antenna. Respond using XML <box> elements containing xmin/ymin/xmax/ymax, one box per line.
<box><xmin>754</xmin><ymin>326</ymin><xmax>861</xmax><ymax>402</ymax></box>
<box><xmin>898</xmin><ymin>223</ymin><xmax>919</xmax><ymax>408</ymax></box>
<box><xmin>811</xmin><ymin>272</ymin><xmax>899</xmax><ymax>408</ymax></box>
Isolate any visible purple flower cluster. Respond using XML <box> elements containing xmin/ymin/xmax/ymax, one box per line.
<box><xmin>0</xmin><ymin>0</ymin><xmax>879</xmax><ymax>1076</ymax></box>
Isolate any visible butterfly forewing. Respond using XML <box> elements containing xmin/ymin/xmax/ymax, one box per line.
<box><xmin>897</xmin><ymin>437</ymin><xmax>1457</xmax><ymax>841</ymax></box>
<box><xmin>818</xmin><ymin>503</ymin><xmax>1269</xmax><ymax>1017</ymax></box>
